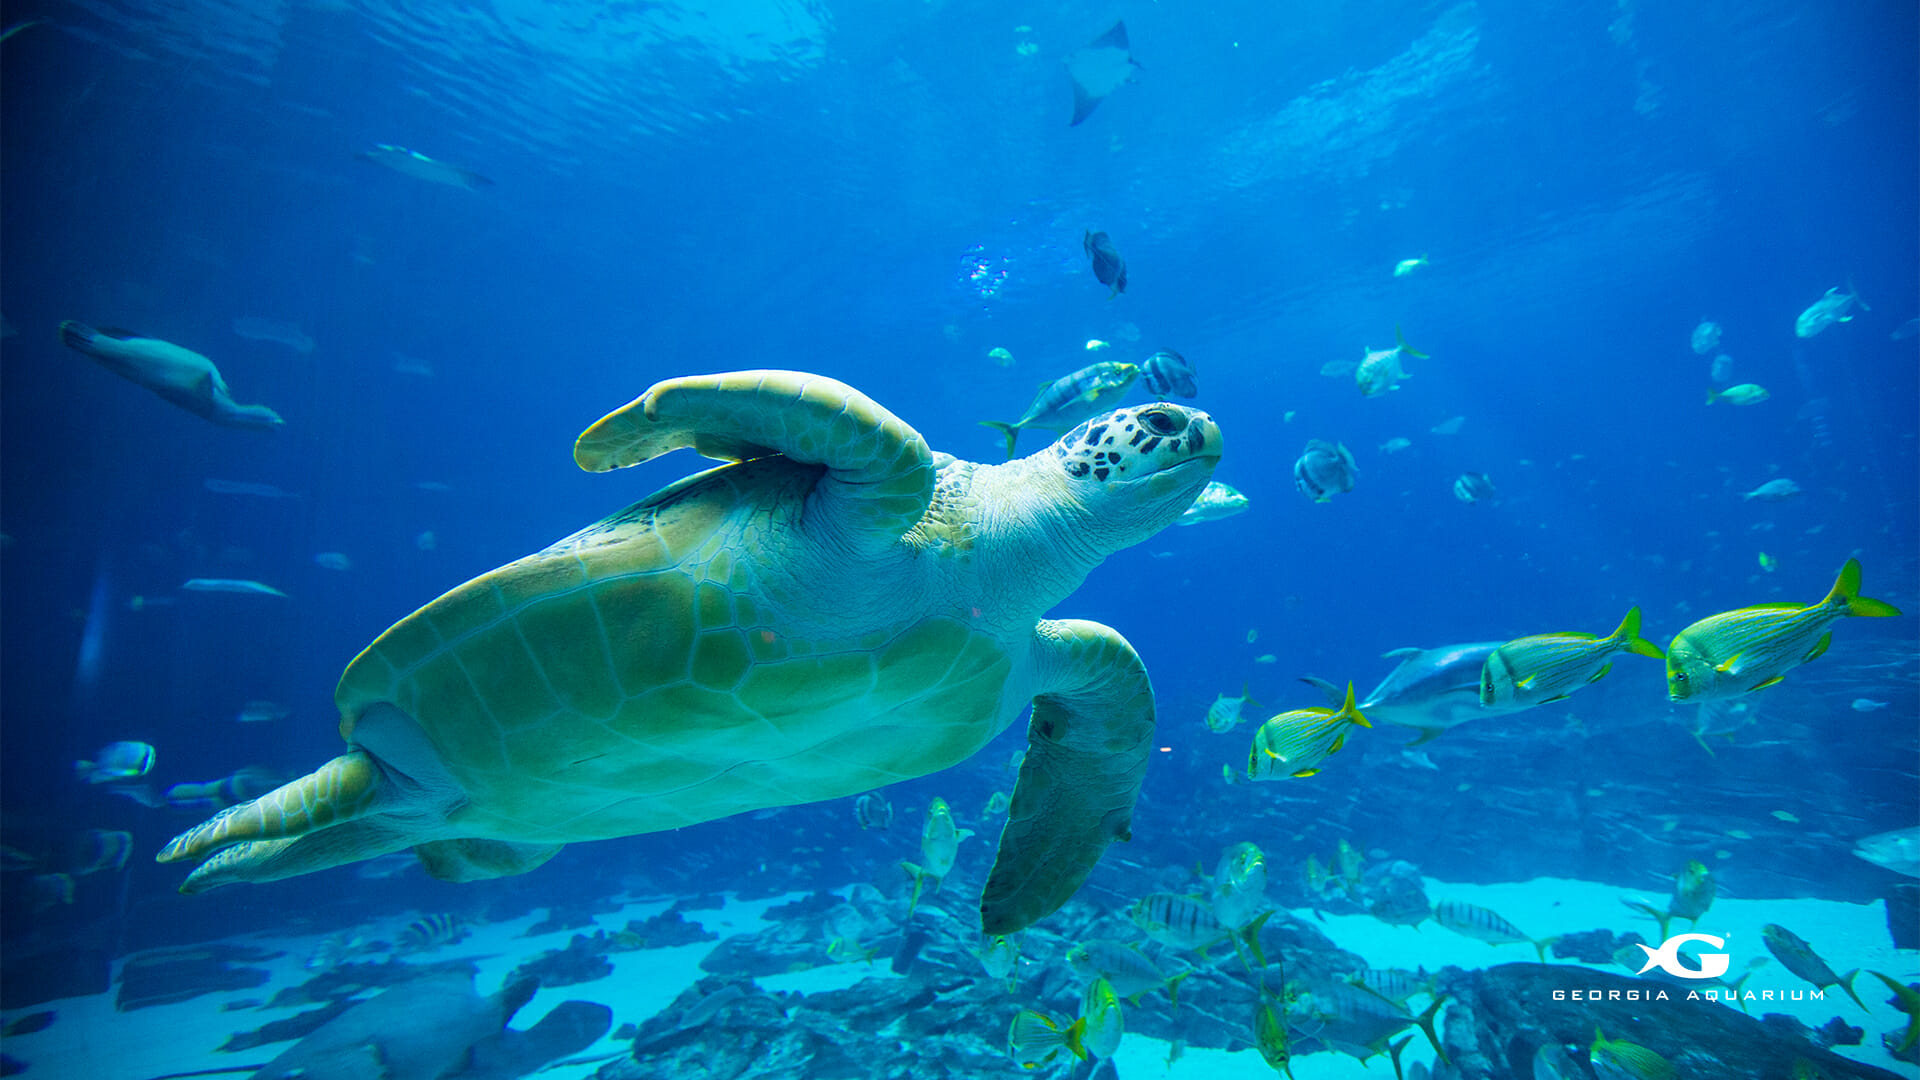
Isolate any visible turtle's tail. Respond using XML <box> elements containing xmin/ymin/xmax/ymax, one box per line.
<box><xmin>157</xmin><ymin>751</ymin><xmax>381</xmax><ymax>866</ymax></box>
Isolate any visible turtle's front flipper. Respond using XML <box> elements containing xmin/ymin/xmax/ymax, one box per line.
<box><xmin>157</xmin><ymin>751</ymin><xmax>382</xmax><ymax>866</ymax></box>
<box><xmin>981</xmin><ymin>619</ymin><xmax>1155</xmax><ymax>935</ymax></box>
<box><xmin>573</xmin><ymin>370</ymin><xmax>936</xmax><ymax>544</ymax></box>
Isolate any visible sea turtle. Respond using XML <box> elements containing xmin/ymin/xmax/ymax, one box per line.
<box><xmin>158</xmin><ymin>371</ymin><xmax>1221</xmax><ymax>933</ymax></box>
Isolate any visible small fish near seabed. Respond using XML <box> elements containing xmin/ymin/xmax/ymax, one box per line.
<box><xmin>1206</xmin><ymin>684</ymin><xmax>1260</xmax><ymax>733</ymax></box>
<box><xmin>1795</xmin><ymin>282</ymin><xmax>1869</xmax><ymax>338</ymax></box>
<box><xmin>1706</xmin><ymin>383</ymin><xmax>1769</xmax><ymax>406</ymax></box>
<box><xmin>1141</xmin><ymin>349</ymin><xmax>1197</xmax><ymax>397</ymax></box>
<box><xmin>903</xmin><ymin>796</ymin><xmax>972</xmax><ymax>913</ymax></box>
<box><xmin>1665</xmin><ymin>558</ymin><xmax>1900</xmax><ymax>702</ymax></box>
<box><xmin>357</xmin><ymin>144</ymin><xmax>494</xmax><ymax>190</ymax></box>
<box><xmin>1083</xmin><ymin>229</ymin><xmax>1129</xmax><ymax>297</ymax></box>
<box><xmin>1452</xmin><ymin>472</ymin><xmax>1496</xmax><ymax>504</ymax></box>
<box><xmin>181</xmin><ymin>577</ymin><xmax>288</xmax><ymax>598</ymax></box>
<box><xmin>1247</xmin><ymin>683</ymin><xmax>1371</xmax><ymax>780</ymax></box>
<box><xmin>1294</xmin><ymin>439</ymin><xmax>1358</xmax><ymax>503</ymax></box>
<box><xmin>1480</xmin><ymin>607</ymin><xmax>1665</xmax><ymax>710</ymax></box>
<box><xmin>1355</xmin><ymin>326</ymin><xmax>1428</xmax><ymax>397</ymax></box>
<box><xmin>59</xmin><ymin>323</ymin><xmax>284</xmax><ymax>430</ymax></box>
<box><xmin>1064</xmin><ymin>21</ymin><xmax>1141</xmax><ymax>126</ymax></box>
<box><xmin>1742</xmin><ymin>478</ymin><xmax>1801</xmax><ymax>502</ymax></box>
<box><xmin>980</xmin><ymin>360</ymin><xmax>1139</xmax><ymax>457</ymax></box>
<box><xmin>1852</xmin><ymin>826</ymin><xmax>1920</xmax><ymax>878</ymax></box>
<box><xmin>231</xmin><ymin>315</ymin><xmax>315</xmax><ymax>354</ymax></box>
<box><xmin>853</xmin><ymin>792</ymin><xmax>892</xmax><ymax>830</ymax></box>
<box><xmin>75</xmin><ymin>741</ymin><xmax>155</xmax><ymax>784</ymax></box>
<box><xmin>1690</xmin><ymin>319</ymin><xmax>1723</xmax><ymax>355</ymax></box>
<box><xmin>1176</xmin><ymin>480</ymin><xmax>1249</xmax><ymax>525</ymax></box>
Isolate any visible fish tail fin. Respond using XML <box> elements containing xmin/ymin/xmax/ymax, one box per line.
<box><xmin>1340</xmin><ymin>682</ymin><xmax>1371</xmax><ymax>728</ymax></box>
<box><xmin>1705</xmin><ymin>388</ymin><xmax>1719</xmax><ymax>405</ymax></box>
<box><xmin>1610</xmin><ymin>606</ymin><xmax>1666</xmax><ymax>657</ymax></box>
<box><xmin>1064</xmin><ymin>1016</ymin><xmax>1090</xmax><ymax>1061</ymax></box>
<box><xmin>1414</xmin><ymin>994</ymin><xmax>1450</xmax><ymax>1064</ymax></box>
<box><xmin>1166</xmin><ymin>970</ymin><xmax>1189</xmax><ymax>1011</ymax></box>
<box><xmin>977</xmin><ymin>420</ymin><xmax>1020</xmax><ymax>459</ymax></box>
<box><xmin>1823</xmin><ymin>558</ymin><xmax>1902</xmax><ymax>617</ymax></box>
<box><xmin>1394</xmin><ymin>324</ymin><xmax>1429</xmax><ymax>359</ymax></box>
<box><xmin>1297</xmin><ymin>676</ymin><xmax>1341</xmax><ymax>706</ymax></box>
<box><xmin>1727</xmin><ymin>970</ymin><xmax>1753</xmax><ymax>1013</ymax></box>
<box><xmin>1690</xmin><ymin>730</ymin><xmax>1718</xmax><ymax>758</ymax></box>
<box><xmin>1840</xmin><ymin>969</ymin><xmax>1870</xmax><ymax>1012</ymax></box>
<box><xmin>1239</xmin><ymin>909</ymin><xmax>1274</xmax><ymax>970</ymax></box>
<box><xmin>1848</xmin><ymin>274</ymin><xmax>1869</xmax><ymax>310</ymax></box>
<box><xmin>1532</xmin><ymin>935</ymin><xmax>1558</xmax><ymax>962</ymax></box>
<box><xmin>902</xmin><ymin>861</ymin><xmax>929</xmax><ymax>915</ymax></box>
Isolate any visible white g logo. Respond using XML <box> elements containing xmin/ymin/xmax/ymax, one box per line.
<box><xmin>1635</xmin><ymin>933</ymin><xmax>1730</xmax><ymax>979</ymax></box>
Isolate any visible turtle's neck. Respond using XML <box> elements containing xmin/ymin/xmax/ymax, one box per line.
<box><xmin>962</xmin><ymin>453</ymin><xmax>1109</xmax><ymax>618</ymax></box>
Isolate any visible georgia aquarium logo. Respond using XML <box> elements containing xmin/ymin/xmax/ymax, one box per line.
<box><xmin>1633</xmin><ymin>933</ymin><xmax>1731</xmax><ymax>979</ymax></box>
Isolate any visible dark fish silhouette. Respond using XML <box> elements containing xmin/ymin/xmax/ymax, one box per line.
<box><xmin>1083</xmin><ymin>230</ymin><xmax>1128</xmax><ymax>296</ymax></box>
<box><xmin>1065</xmin><ymin>21</ymin><xmax>1141</xmax><ymax>125</ymax></box>
<box><xmin>1142</xmin><ymin>349</ymin><xmax>1197</xmax><ymax>397</ymax></box>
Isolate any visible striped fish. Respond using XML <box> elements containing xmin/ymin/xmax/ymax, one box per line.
<box><xmin>397</xmin><ymin>912</ymin><xmax>467</xmax><ymax>953</ymax></box>
<box><xmin>1589</xmin><ymin>1026</ymin><xmax>1677</xmax><ymax>1080</ymax></box>
<box><xmin>1480</xmin><ymin>607</ymin><xmax>1664</xmax><ymax>709</ymax></box>
<box><xmin>1129</xmin><ymin>893</ymin><xmax>1269</xmax><ymax>965</ymax></box>
<box><xmin>1433</xmin><ymin>899</ymin><xmax>1552</xmax><ymax>961</ymax></box>
<box><xmin>1666</xmin><ymin>558</ymin><xmax>1900</xmax><ymax>702</ymax></box>
<box><xmin>1066</xmin><ymin>939</ymin><xmax>1186</xmax><ymax>1004</ymax></box>
<box><xmin>979</xmin><ymin>360</ymin><xmax>1140</xmax><ymax>458</ymax></box>
<box><xmin>1346</xmin><ymin>967</ymin><xmax>1433</xmax><ymax>1005</ymax></box>
<box><xmin>1246</xmin><ymin>682</ymin><xmax>1371</xmax><ymax>780</ymax></box>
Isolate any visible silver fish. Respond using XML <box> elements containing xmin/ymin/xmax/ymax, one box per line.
<box><xmin>980</xmin><ymin>361</ymin><xmax>1139</xmax><ymax>458</ymax></box>
<box><xmin>357</xmin><ymin>144</ymin><xmax>494</xmax><ymax>190</ymax></box>
<box><xmin>1303</xmin><ymin>642</ymin><xmax>1525</xmax><ymax>745</ymax></box>
<box><xmin>75</xmin><ymin>740</ymin><xmax>155</xmax><ymax>783</ymax></box>
<box><xmin>1177</xmin><ymin>480</ymin><xmax>1248</xmax><ymax>525</ymax></box>
<box><xmin>1741</xmin><ymin>478</ymin><xmax>1801</xmax><ymax>501</ymax></box>
<box><xmin>1794</xmin><ymin>283</ymin><xmax>1868</xmax><ymax>338</ymax></box>
<box><xmin>182</xmin><ymin>578</ymin><xmax>288</xmax><ymax>598</ymax></box>
<box><xmin>1853</xmin><ymin>826</ymin><xmax>1920</xmax><ymax>878</ymax></box>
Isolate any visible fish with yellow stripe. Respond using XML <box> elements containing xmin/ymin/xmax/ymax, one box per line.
<box><xmin>1666</xmin><ymin>558</ymin><xmax>1901</xmax><ymax>702</ymax></box>
<box><xmin>1007</xmin><ymin>977</ymin><xmax>1124</xmax><ymax>1067</ymax></box>
<box><xmin>1589</xmin><ymin>1026</ymin><xmax>1676</xmax><ymax>1080</ymax></box>
<box><xmin>1246</xmin><ymin>683</ymin><xmax>1370</xmax><ymax>780</ymax></box>
<box><xmin>1480</xmin><ymin>607</ymin><xmax>1664</xmax><ymax>709</ymax></box>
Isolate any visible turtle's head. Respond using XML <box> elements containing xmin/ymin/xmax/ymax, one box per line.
<box><xmin>1051</xmin><ymin>403</ymin><xmax>1222</xmax><ymax>549</ymax></box>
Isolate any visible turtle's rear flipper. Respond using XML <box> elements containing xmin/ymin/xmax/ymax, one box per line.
<box><xmin>980</xmin><ymin>619</ymin><xmax>1154</xmax><ymax>935</ymax></box>
<box><xmin>159</xmin><ymin>704</ymin><xmax>463</xmax><ymax>890</ymax></box>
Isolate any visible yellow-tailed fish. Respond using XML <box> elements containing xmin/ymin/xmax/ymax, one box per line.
<box><xmin>1130</xmin><ymin>892</ymin><xmax>1270</xmax><ymax>966</ymax></box>
<box><xmin>1762</xmin><ymin>924</ymin><xmax>1868</xmax><ymax>1012</ymax></box>
<box><xmin>1666</xmin><ymin>558</ymin><xmax>1900</xmax><ymax>702</ymax></box>
<box><xmin>1007</xmin><ymin>1009</ymin><xmax>1085</xmax><ymax>1068</ymax></box>
<box><xmin>1355</xmin><ymin>325</ymin><xmax>1427</xmax><ymax>397</ymax></box>
<box><xmin>1867</xmin><ymin>971</ymin><xmax>1919</xmax><ymax>1053</ymax></box>
<box><xmin>978</xmin><ymin>933</ymin><xmax>1019</xmax><ymax>988</ymax></box>
<box><xmin>1589</xmin><ymin>1026</ymin><xmax>1677</xmax><ymax>1080</ymax></box>
<box><xmin>1210</xmin><ymin>841</ymin><xmax>1270</xmax><ymax>931</ymax></box>
<box><xmin>903</xmin><ymin>796</ymin><xmax>973</xmax><ymax>914</ymax></box>
<box><xmin>1480</xmin><ymin>607</ymin><xmax>1664</xmax><ymax>709</ymax></box>
<box><xmin>1253</xmin><ymin>985</ymin><xmax>1295</xmax><ymax>1077</ymax></box>
<box><xmin>1335</xmin><ymin>838</ymin><xmax>1363</xmax><ymax>892</ymax></box>
<box><xmin>1079</xmin><ymin>977</ymin><xmax>1124</xmax><ymax>1059</ymax></box>
<box><xmin>1247</xmin><ymin>682</ymin><xmax>1370</xmax><ymax>779</ymax></box>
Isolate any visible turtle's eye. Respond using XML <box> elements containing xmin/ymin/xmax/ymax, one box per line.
<box><xmin>1138</xmin><ymin>408</ymin><xmax>1180</xmax><ymax>436</ymax></box>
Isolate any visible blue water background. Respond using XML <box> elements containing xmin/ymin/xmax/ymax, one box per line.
<box><xmin>2</xmin><ymin>0</ymin><xmax>1915</xmax><ymax>948</ymax></box>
